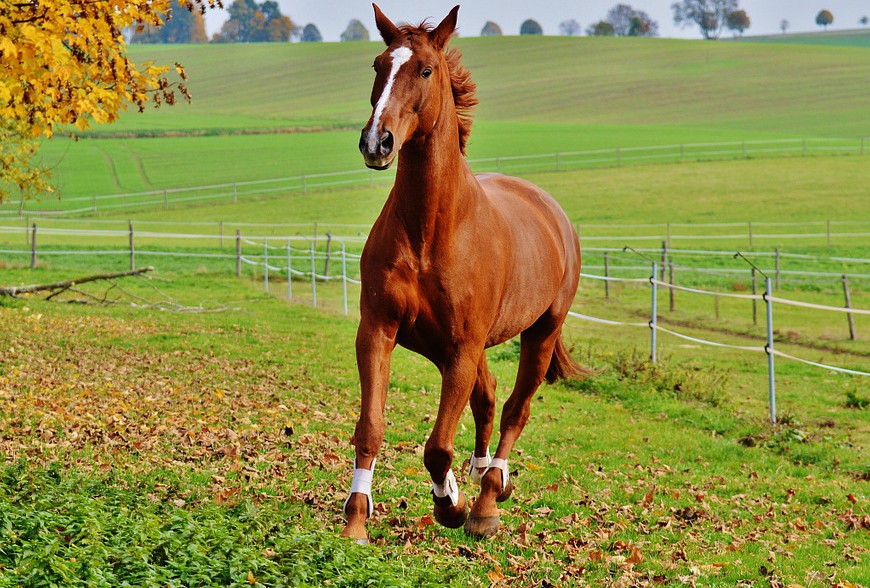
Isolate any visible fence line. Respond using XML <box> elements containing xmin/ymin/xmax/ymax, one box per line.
<box><xmin>1</xmin><ymin>137</ymin><xmax>867</xmax><ymax>216</ymax></box>
<box><xmin>3</xmin><ymin>235</ymin><xmax>866</xmax><ymax>420</ymax></box>
<box><xmin>572</xmin><ymin>264</ymin><xmax>868</xmax><ymax>425</ymax></box>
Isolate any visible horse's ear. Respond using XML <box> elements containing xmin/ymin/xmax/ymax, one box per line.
<box><xmin>430</xmin><ymin>5</ymin><xmax>459</xmax><ymax>51</ymax></box>
<box><xmin>373</xmin><ymin>3</ymin><xmax>400</xmax><ymax>46</ymax></box>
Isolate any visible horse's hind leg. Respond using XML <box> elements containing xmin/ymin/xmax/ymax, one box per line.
<box><xmin>465</xmin><ymin>318</ymin><xmax>561</xmax><ymax>538</ymax></box>
<box><xmin>468</xmin><ymin>354</ymin><xmax>496</xmax><ymax>483</ymax></box>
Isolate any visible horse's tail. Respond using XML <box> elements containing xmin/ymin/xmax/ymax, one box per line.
<box><xmin>545</xmin><ymin>332</ymin><xmax>592</xmax><ymax>384</ymax></box>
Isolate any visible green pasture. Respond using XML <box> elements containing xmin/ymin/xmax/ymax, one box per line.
<box><xmin>20</xmin><ymin>34</ymin><xmax>870</xmax><ymax>203</ymax></box>
<box><xmin>0</xmin><ymin>270</ymin><xmax>867</xmax><ymax>586</ymax></box>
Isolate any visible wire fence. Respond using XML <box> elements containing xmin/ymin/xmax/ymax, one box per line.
<box><xmin>3</xmin><ymin>230</ymin><xmax>867</xmax><ymax>414</ymax></box>
<box><xmin>1</xmin><ymin>137</ymin><xmax>866</xmax><ymax>216</ymax></box>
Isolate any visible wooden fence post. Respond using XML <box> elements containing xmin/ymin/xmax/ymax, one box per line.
<box><xmin>324</xmin><ymin>232</ymin><xmax>333</xmax><ymax>277</ymax></box>
<box><xmin>669</xmin><ymin>263</ymin><xmax>675</xmax><ymax>312</ymax></box>
<box><xmin>30</xmin><ymin>223</ymin><xmax>37</xmax><ymax>269</ymax></box>
<box><xmin>751</xmin><ymin>268</ymin><xmax>758</xmax><ymax>326</ymax></box>
<box><xmin>660</xmin><ymin>241</ymin><xmax>668</xmax><ymax>282</ymax></box>
<box><xmin>774</xmin><ymin>248</ymin><xmax>781</xmax><ymax>291</ymax></box>
<box><xmin>128</xmin><ymin>221</ymin><xmax>135</xmax><ymax>271</ymax></box>
<box><xmin>235</xmin><ymin>230</ymin><xmax>241</xmax><ymax>277</ymax></box>
<box><xmin>603</xmin><ymin>252</ymin><xmax>610</xmax><ymax>299</ymax></box>
<box><xmin>843</xmin><ymin>275</ymin><xmax>857</xmax><ymax>341</ymax></box>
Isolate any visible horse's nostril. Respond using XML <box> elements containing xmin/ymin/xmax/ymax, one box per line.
<box><xmin>380</xmin><ymin>131</ymin><xmax>394</xmax><ymax>155</ymax></box>
<box><xmin>359</xmin><ymin>130</ymin><xmax>368</xmax><ymax>154</ymax></box>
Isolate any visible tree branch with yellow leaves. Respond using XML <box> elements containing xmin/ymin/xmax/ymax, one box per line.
<box><xmin>0</xmin><ymin>0</ymin><xmax>222</xmax><ymax>202</ymax></box>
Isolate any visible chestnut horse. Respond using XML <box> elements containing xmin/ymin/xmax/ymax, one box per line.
<box><xmin>341</xmin><ymin>4</ymin><xmax>582</xmax><ymax>542</ymax></box>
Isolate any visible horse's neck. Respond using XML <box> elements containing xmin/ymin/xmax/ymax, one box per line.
<box><xmin>391</xmin><ymin>122</ymin><xmax>475</xmax><ymax>249</ymax></box>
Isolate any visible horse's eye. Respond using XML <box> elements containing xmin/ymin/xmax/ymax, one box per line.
<box><xmin>421</xmin><ymin>67</ymin><xmax>433</xmax><ymax>79</ymax></box>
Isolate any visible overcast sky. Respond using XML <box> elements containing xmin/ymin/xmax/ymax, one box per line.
<box><xmin>204</xmin><ymin>1</ymin><xmax>870</xmax><ymax>41</ymax></box>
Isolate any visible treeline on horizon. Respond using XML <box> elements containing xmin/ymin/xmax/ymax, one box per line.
<box><xmin>132</xmin><ymin>0</ymin><xmax>866</xmax><ymax>45</ymax></box>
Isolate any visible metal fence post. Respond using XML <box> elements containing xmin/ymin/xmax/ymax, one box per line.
<box><xmin>764</xmin><ymin>277</ymin><xmax>777</xmax><ymax>425</ymax></box>
<box><xmin>650</xmin><ymin>262</ymin><xmax>658</xmax><ymax>363</ymax></box>
<box><xmin>287</xmin><ymin>240</ymin><xmax>293</xmax><ymax>300</ymax></box>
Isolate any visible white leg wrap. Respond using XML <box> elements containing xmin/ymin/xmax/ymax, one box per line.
<box><xmin>431</xmin><ymin>469</ymin><xmax>460</xmax><ymax>506</ymax></box>
<box><xmin>344</xmin><ymin>458</ymin><xmax>376</xmax><ymax>518</ymax></box>
<box><xmin>484</xmin><ymin>458</ymin><xmax>509</xmax><ymax>491</ymax></box>
<box><xmin>468</xmin><ymin>449</ymin><xmax>492</xmax><ymax>484</ymax></box>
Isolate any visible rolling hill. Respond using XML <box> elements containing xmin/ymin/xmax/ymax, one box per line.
<box><xmin>31</xmin><ymin>35</ymin><xmax>870</xmax><ymax>198</ymax></box>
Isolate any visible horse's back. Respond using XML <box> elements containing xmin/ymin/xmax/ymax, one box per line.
<box><xmin>476</xmin><ymin>173</ymin><xmax>577</xmax><ymax>254</ymax></box>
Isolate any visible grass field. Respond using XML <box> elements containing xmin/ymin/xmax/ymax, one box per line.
<box><xmin>734</xmin><ymin>28</ymin><xmax>870</xmax><ymax>48</ymax></box>
<box><xmin>2</xmin><ymin>32</ymin><xmax>870</xmax><ymax>587</ymax></box>
<box><xmin>20</xmin><ymin>35</ymin><xmax>870</xmax><ymax>201</ymax></box>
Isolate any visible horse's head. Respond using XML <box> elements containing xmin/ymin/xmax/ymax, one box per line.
<box><xmin>359</xmin><ymin>4</ymin><xmax>460</xmax><ymax>170</ymax></box>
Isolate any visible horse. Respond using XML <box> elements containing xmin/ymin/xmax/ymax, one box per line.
<box><xmin>341</xmin><ymin>4</ymin><xmax>583</xmax><ymax>542</ymax></box>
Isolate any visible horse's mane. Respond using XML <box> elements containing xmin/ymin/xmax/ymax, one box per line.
<box><xmin>400</xmin><ymin>23</ymin><xmax>478</xmax><ymax>155</ymax></box>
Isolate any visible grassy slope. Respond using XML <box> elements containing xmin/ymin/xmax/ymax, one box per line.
<box><xmin>733</xmin><ymin>28</ymin><xmax>870</xmax><ymax>48</ymax></box>
<box><xmin>34</xmin><ymin>36</ymin><xmax>870</xmax><ymax>197</ymax></box>
<box><xmin>0</xmin><ymin>277</ymin><xmax>867</xmax><ymax>587</ymax></box>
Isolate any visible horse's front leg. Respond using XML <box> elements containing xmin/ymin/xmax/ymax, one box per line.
<box><xmin>425</xmin><ymin>352</ymin><xmax>479</xmax><ymax>529</ymax></box>
<box><xmin>340</xmin><ymin>320</ymin><xmax>397</xmax><ymax>544</ymax></box>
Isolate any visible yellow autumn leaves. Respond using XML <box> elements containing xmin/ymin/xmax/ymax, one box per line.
<box><xmin>0</xmin><ymin>0</ymin><xmax>219</xmax><ymax>201</ymax></box>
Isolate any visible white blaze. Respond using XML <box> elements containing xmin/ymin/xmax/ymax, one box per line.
<box><xmin>367</xmin><ymin>45</ymin><xmax>413</xmax><ymax>153</ymax></box>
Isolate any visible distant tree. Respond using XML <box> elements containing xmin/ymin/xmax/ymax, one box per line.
<box><xmin>559</xmin><ymin>19</ymin><xmax>582</xmax><ymax>36</ymax></box>
<box><xmin>861</xmin><ymin>16</ymin><xmax>869</xmax><ymax>26</ymax></box>
<box><xmin>586</xmin><ymin>21</ymin><xmax>615</xmax><ymax>36</ymax></box>
<box><xmin>815</xmin><ymin>10</ymin><xmax>833</xmax><ymax>30</ymax></box>
<box><xmin>780</xmin><ymin>19</ymin><xmax>789</xmax><ymax>34</ymax></box>
<box><xmin>726</xmin><ymin>9</ymin><xmax>750</xmax><ymax>36</ymax></box>
<box><xmin>520</xmin><ymin>19</ymin><xmax>543</xmax><ymax>35</ymax></box>
<box><xmin>265</xmin><ymin>15</ymin><xmax>294</xmax><ymax>41</ymax></box>
<box><xmin>131</xmin><ymin>0</ymin><xmax>208</xmax><ymax>44</ymax></box>
<box><xmin>341</xmin><ymin>19</ymin><xmax>369</xmax><ymax>41</ymax></box>
<box><xmin>212</xmin><ymin>0</ymin><xmax>294</xmax><ymax>42</ymax></box>
<box><xmin>480</xmin><ymin>21</ymin><xmax>503</xmax><ymax>36</ymax></box>
<box><xmin>671</xmin><ymin>0</ymin><xmax>741</xmax><ymax>40</ymax></box>
<box><xmin>605</xmin><ymin>4</ymin><xmax>658</xmax><ymax>37</ymax></box>
<box><xmin>300</xmin><ymin>23</ymin><xmax>322</xmax><ymax>42</ymax></box>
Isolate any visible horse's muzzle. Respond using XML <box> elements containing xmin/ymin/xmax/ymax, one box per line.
<box><xmin>360</xmin><ymin>128</ymin><xmax>395</xmax><ymax>170</ymax></box>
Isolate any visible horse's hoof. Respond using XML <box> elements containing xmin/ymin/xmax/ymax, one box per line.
<box><xmin>339</xmin><ymin>523</ymin><xmax>369</xmax><ymax>544</ymax></box>
<box><xmin>496</xmin><ymin>478</ymin><xmax>514</xmax><ymax>503</ymax></box>
<box><xmin>464</xmin><ymin>515</ymin><xmax>502</xmax><ymax>538</ymax></box>
<box><xmin>433</xmin><ymin>492</ymin><xmax>470</xmax><ymax>529</ymax></box>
